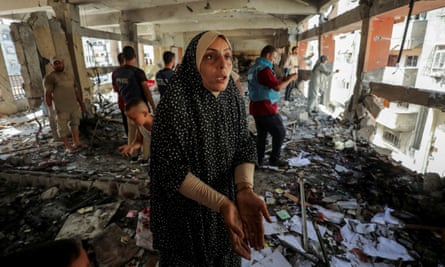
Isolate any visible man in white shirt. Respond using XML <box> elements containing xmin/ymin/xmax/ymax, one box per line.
<box><xmin>284</xmin><ymin>46</ymin><xmax>313</xmax><ymax>101</ymax></box>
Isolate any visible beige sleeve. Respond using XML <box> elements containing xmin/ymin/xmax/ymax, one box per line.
<box><xmin>179</xmin><ymin>172</ymin><xmax>226</xmax><ymax>212</ymax></box>
<box><xmin>234</xmin><ymin>163</ymin><xmax>254</xmax><ymax>185</ymax></box>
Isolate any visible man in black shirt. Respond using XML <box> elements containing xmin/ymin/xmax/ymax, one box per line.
<box><xmin>113</xmin><ymin>46</ymin><xmax>156</xmax><ymax>165</ymax></box>
<box><xmin>155</xmin><ymin>51</ymin><xmax>176</xmax><ymax>98</ymax></box>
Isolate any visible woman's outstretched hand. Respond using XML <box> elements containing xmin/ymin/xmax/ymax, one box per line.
<box><xmin>236</xmin><ymin>185</ymin><xmax>272</xmax><ymax>250</ymax></box>
<box><xmin>220</xmin><ymin>198</ymin><xmax>251</xmax><ymax>259</ymax></box>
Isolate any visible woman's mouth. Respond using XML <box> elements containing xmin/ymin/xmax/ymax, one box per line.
<box><xmin>216</xmin><ymin>75</ymin><xmax>227</xmax><ymax>82</ymax></box>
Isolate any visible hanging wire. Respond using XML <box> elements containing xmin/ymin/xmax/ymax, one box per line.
<box><xmin>395</xmin><ymin>0</ymin><xmax>416</xmax><ymax>65</ymax></box>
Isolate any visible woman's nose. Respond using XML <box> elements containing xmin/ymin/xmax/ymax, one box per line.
<box><xmin>218</xmin><ymin>56</ymin><xmax>230</xmax><ymax>69</ymax></box>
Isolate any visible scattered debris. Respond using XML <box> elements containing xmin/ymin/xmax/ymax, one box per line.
<box><xmin>0</xmin><ymin>90</ymin><xmax>444</xmax><ymax>266</ymax></box>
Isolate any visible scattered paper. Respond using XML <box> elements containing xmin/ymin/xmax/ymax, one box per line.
<box><xmin>363</xmin><ymin>236</ymin><xmax>413</xmax><ymax>261</ymax></box>
<box><xmin>288</xmin><ymin>155</ymin><xmax>311</xmax><ymax>167</ymax></box>
<box><xmin>251</xmin><ymin>249</ymin><xmax>292</xmax><ymax>267</ymax></box>
<box><xmin>277</xmin><ymin>234</ymin><xmax>305</xmax><ymax>253</ymax></box>
<box><xmin>371</xmin><ymin>206</ymin><xmax>402</xmax><ymax>225</ymax></box>
<box><xmin>345</xmin><ymin>218</ymin><xmax>376</xmax><ymax>234</ymax></box>
<box><xmin>264</xmin><ymin>219</ymin><xmax>288</xmax><ymax>236</ymax></box>
<box><xmin>312</xmin><ymin>204</ymin><xmax>344</xmax><ymax>224</ymax></box>
<box><xmin>285</xmin><ymin>215</ymin><xmax>327</xmax><ymax>241</ymax></box>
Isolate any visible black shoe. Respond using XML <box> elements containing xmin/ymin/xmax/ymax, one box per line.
<box><xmin>130</xmin><ymin>156</ymin><xmax>139</xmax><ymax>164</ymax></box>
<box><xmin>140</xmin><ymin>159</ymin><xmax>150</xmax><ymax>167</ymax></box>
<box><xmin>269</xmin><ymin>158</ymin><xmax>288</xmax><ymax>167</ymax></box>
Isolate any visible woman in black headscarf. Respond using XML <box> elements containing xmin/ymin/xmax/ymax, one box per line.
<box><xmin>149</xmin><ymin>31</ymin><xmax>271</xmax><ymax>266</ymax></box>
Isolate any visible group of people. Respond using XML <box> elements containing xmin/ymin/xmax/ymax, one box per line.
<box><xmin>39</xmin><ymin>30</ymin><xmax>339</xmax><ymax>267</ymax></box>
<box><xmin>113</xmin><ymin>48</ymin><xmax>178</xmax><ymax>166</ymax></box>
<box><xmin>111</xmin><ymin>46</ymin><xmax>157</xmax><ymax>166</ymax></box>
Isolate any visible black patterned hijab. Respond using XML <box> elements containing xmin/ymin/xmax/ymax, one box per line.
<box><xmin>174</xmin><ymin>31</ymin><xmax>232</xmax><ymax>94</ymax></box>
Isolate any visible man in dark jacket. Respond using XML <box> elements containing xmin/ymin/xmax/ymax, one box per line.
<box><xmin>155</xmin><ymin>51</ymin><xmax>176</xmax><ymax>98</ymax></box>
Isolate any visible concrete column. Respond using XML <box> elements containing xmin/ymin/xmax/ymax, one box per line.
<box><xmin>119</xmin><ymin>18</ymin><xmax>139</xmax><ymax>65</ymax></box>
<box><xmin>349</xmin><ymin>3</ymin><xmax>371</xmax><ymax>121</ymax></box>
<box><xmin>50</xmin><ymin>1</ymin><xmax>93</xmax><ymax>112</ymax></box>
<box><xmin>28</xmin><ymin>12</ymin><xmax>55</xmax><ymax>77</ymax></box>
<box><xmin>10</xmin><ymin>23</ymin><xmax>42</xmax><ymax>109</ymax></box>
<box><xmin>27</xmin><ymin>12</ymin><xmax>59</xmax><ymax>137</ymax></box>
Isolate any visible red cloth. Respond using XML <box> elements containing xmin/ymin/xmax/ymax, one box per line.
<box><xmin>258</xmin><ymin>68</ymin><xmax>280</xmax><ymax>89</ymax></box>
<box><xmin>249</xmin><ymin>68</ymin><xmax>280</xmax><ymax>116</ymax></box>
<box><xmin>249</xmin><ymin>100</ymin><xmax>278</xmax><ymax>116</ymax></box>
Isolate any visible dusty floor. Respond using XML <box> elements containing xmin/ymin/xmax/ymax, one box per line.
<box><xmin>1</xmin><ymin>90</ymin><xmax>445</xmax><ymax>266</ymax></box>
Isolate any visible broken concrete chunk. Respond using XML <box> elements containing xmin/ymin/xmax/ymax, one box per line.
<box><xmin>56</xmin><ymin>201</ymin><xmax>121</xmax><ymax>240</ymax></box>
<box><xmin>40</xmin><ymin>186</ymin><xmax>59</xmax><ymax>200</ymax></box>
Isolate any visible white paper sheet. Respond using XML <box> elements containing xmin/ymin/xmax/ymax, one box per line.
<box><xmin>251</xmin><ymin>249</ymin><xmax>292</xmax><ymax>267</ymax></box>
<box><xmin>286</xmin><ymin>215</ymin><xmax>327</xmax><ymax>241</ymax></box>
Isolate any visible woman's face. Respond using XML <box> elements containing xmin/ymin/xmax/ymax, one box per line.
<box><xmin>199</xmin><ymin>37</ymin><xmax>233</xmax><ymax>93</ymax></box>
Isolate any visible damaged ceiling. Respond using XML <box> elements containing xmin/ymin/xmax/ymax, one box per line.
<box><xmin>0</xmin><ymin>0</ymin><xmax>331</xmax><ymax>42</ymax></box>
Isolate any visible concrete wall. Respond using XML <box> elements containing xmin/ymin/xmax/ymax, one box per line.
<box><xmin>365</xmin><ymin>16</ymin><xmax>394</xmax><ymax>73</ymax></box>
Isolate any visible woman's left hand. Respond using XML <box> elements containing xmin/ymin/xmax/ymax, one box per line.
<box><xmin>236</xmin><ymin>188</ymin><xmax>271</xmax><ymax>250</ymax></box>
<box><xmin>220</xmin><ymin>198</ymin><xmax>251</xmax><ymax>259</ymax></box>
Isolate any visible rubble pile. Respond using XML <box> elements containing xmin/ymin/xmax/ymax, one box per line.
<box><xmin>0</xmin><ymin>90</ymin><xmax>444</xmax><ymax>266</ymax></box>
<box><xmin>250</xmin><ymin>138</ymin><xmax>445</xmax><ymax>266</ymax></box>
<box><xmin>246</xmin><ymin>94</ymin><xmax>445</xmax><ymax>266</ymax></box>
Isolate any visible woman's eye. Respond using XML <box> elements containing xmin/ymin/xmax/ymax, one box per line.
<box><xmin>205</xmin><ymin>54</ymin><xmax>214</xmax><ymax>60</ymax></box>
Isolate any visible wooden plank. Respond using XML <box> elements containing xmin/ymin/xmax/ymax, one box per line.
<box><xmin>369</xmin><ymin>82</ymin><xmax>445</xmax><ymax>111</ymax></box>
<box><xmin>362</xmin><ymin>94</ymin><xmax>384</xmax><ymax>119</ymax></box>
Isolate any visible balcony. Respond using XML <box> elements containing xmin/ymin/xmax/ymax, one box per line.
<box><xmin>375</xmin><ymin>106</ymin><xmax>418</xmax><ymax>132</ymax></box>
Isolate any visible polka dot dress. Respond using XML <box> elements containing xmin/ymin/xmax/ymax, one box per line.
<box><xmin>149</xmin><ymin>31</ymin><xmax>256</xmax><ymax>266</ymax></box>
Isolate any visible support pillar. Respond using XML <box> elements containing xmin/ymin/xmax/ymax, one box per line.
<box><xmin>49</xmin><ymin>1</ymin><xmax>93</xmax><ymax>112</ymax></box>
<box><xmin>349</xmin><ymin>2</ymin><xmax>372</xmax><ymax>121</ymax></box>
<box><xmin>119</xmin><ymin>17</ymin><xmax>139</xmax><ymax>65</ymax></box>
<box><xmin>27</xmin><ymin>11</ymin><xmax>59</xmax><ymax>137</ymax></box>
<box><xmin>10</xmin><ymin>23</ymin><xmax>43</xmax><ymax>109</ymax></box>
<box><xmin>28</xmin><ymin>12</ymin><xmax>55</xmax><ymax>77</ymax></box>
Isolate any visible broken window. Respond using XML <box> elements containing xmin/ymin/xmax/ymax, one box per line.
<box><xmin>8</xmin><ymin>75</ymin><xmax>25</xmax><ymax>100</ymax></box>
<box><xmin>387</xmin><ymin>55</ymin><xmax>398</xmax><ymax>67</ymax></box>
<box><xmin>432</xmin><ymin>46</ymin><xmax>445</xmax><ymax>70</ymax></box>
<box><xmin>383</xmin><ymin>129</ymin><xmax>401</xmax><ymax>148</ymax></box>
<box><xmin>82</xmin><ymin>37</ymin><xmax>122</xmax><ymax>85</ymax></box>
<box><xmin>405</xmin><ymin>55</ymin><xmax>418</xmax><ymax>67</ymax></box>
<box><xmin>0</xmin><ymin>23</ymin><xmax>25</xmax><ymax>101</ymax></box>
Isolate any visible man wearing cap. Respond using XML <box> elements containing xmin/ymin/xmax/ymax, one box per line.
<box><xmin>44</xmin><ymin>56</ymin><xmax>87</xmax><ymax>153</ymax></box>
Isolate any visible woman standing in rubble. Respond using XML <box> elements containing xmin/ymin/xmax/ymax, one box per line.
<box><xmin>307</xmin><ymin>55</ymin><xmax>338</xmax><ymax>114</ymax></box>
<box><xmin>150</xmin><ymin>31</ymin><xmax>271</xmax><ymax>266</ymax></box>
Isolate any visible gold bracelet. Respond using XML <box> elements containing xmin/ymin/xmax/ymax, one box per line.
<box><xmin>236</xmin><ymin>184</ymin><xmax>253</xmax><ymax>193</ymax></box>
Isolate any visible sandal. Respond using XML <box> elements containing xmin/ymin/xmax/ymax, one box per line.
<box><xmin>73</xmin><ymin>143</ymin><xmax>88</xmax><ymax>149</ymax></box>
